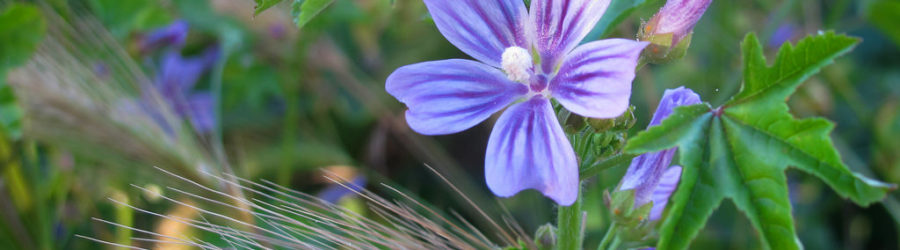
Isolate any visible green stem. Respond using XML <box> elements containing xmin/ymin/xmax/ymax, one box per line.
<box><xmin>556</xmin><ymin>185</ymin><xmax>584</xmax><ymax>250</ymax></box>
<box><xmin>597</xmin><ymin>223</ymin><xmax>619</xmax><ymax>250</ymax></box>
<box><xmin>580</xmin><ymin>153</ymin><xmax>636</xmax><ymax>180</ymax></box>
<box><xmin>609</xmin><ymin>235</ymin><xmax>622</xmax><ymax>250</ymax></box>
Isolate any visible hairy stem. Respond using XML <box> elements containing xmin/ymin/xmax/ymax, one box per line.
<box><xmin>556</xmin><ymin>186</ymin><xmax>583</xmax><ymax>250</ymax></box>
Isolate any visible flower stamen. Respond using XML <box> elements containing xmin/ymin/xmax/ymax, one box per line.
<box><xmin>501</xmin><ymin>46</ymin><xmax>533</xmax><ymax>82</ymax></box>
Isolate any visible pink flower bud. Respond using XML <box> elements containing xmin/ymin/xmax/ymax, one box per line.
<box><xmin>643</xmin><ymin>0</ymin><xmax>712</xmax><ymax>46</ymax></box>
<box><xmin>639</xmin><ymin>0</ymin><xmax>712</xmax><ymax>63</ymax></box>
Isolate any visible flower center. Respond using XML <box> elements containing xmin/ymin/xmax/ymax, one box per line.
<box><xmin>501</xmin><ymin>46</ymin><xmax>533</xmax><ymax>82</ymax></box>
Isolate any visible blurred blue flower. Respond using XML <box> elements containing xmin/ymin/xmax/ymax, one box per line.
<box><xmin>317</xmin><ymin>176</ymin><xmax>367</xmax><ymax>204</ymax></box>
<box><xmin>618</xmin><ymin>87</ymin><xmax>700</xmax><ymax>220</ymax></box>
<box><xmin>386</xmin><ymin>0</ymin><xmax>647</xmax><ymax>205</ymax></box>
<box><xmin>138</xmin><ymin>20</ymin><xmax>189</xmax><ymax>54</ymax></box>
<box><xmin>768</xmin><ymin>23</ymin><xmax>799</xmax><ymax>48</ymax></box>
<box><xmin>152</xmin><ymin>47</ymin><xmax>220</xmax><ymax>133</ymax></box>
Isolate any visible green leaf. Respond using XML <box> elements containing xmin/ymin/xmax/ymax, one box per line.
<box><xmin>0</xmin><ymin>4</ymin><xmax>46</xmax><ymax>72</ymax></box>
<box><xmin>87</xmin><ymin>0</ymin><xmax>172</xmax><ymax>38</ymax></box>
<box><xmin>291</xmin><ymin>0</ymin><xmax>335</xmax><ymax>29</ymax></box>
<box><xmin>867</xmin><ymin>0</ymin><xmax>900</xmax><ymax>47</ymax></box>
<box><xmin>625</xmin><ymin>32</ymin><xmax>896</xmax><ymax>249</ymax></box>
<box><xmin>254</xmin><ymin>0</ymin><xmax>284</xmax><ymax>16</ymax></box>
<box><xmin>0</xmin><ymin>4</ymin><xmax>46</xmax><ymax>138</ymax></box>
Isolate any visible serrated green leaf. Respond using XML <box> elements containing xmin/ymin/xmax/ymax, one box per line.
<box><xmin>730</xmin><ymin>32</ymin><xmax>859</xmax><ymax>104</ymax></box>
<box><xmin>254</xmin><ymin>0</ymin><xmax>283</xmax><ymax>16</ymax></box>
<box><xmin>623</xmin><ymin>104</ymin><xmax>712</xmax><ymax>153</ymax></box>
<box><xmin>291</xmin><ymin>0</ymin><xmax>334</xmax><ymax>29</ymax></box>
<box><xmin>625</xmin><ymin>32</ymin><xmax>896</xmax><ymax>250</ymax></box>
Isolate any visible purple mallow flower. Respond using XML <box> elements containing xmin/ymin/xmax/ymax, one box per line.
<box><xmin>386</xmin><ymin>0</ymin><xmax>648</xmax><ymax>205</ymax></box>
<box><xmin>618</xmin><ymin>87</ymin><xmax>700</xmax><ymax>220</ymax></box>
<box><xmin>139</xmin><ymin>20</ymin><xmax>189</xmax><ymax>54</ymax></box>
<box><xmin>152</xmin><ymin>47</ymin><xmax>220</xmax><ymax>133</ymax></box>
<box><xmin>643</xmin><ymin>0</ymin><xmax>712</xmax><ymax>46</ymax></box>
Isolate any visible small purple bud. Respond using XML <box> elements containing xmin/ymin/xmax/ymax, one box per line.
<box><xmin>139</xmin><ymin>20</ymin><xmax>189</xmax><ymax>54</ymax></box>
<box><xmin>618</xmin><ymin>87</ymin><xmax>701</xmax><ymax>220</ymax></box>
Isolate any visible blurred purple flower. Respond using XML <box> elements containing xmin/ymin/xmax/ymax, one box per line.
<box><xmin>93</xmin><ymin>62</ymin><xmax>109</xmax><ymax>79</ymax></box>
<box><xmin>386</xmin><ymin>0</ymin><xmax>647</xmax><ymax>205</ymax></box>
<box><xmin>316</xmin><ymin>176</ymin><xmax>367</xmax><ymax>204</ymax></box>
<box><xmin>268</xmin><ymin>23</ymin><xmax>287</xmax><ymax>40</ymax></box>
<box><xmin>618</xmin><ymin>87</ymin><xmax>700</xmax><ymax>220</ymax></box>
<box><xmin>768</xmin><ymin>23</ymin><xmax>799</xmax><ymax>48</ymax></box>
<box><xmin>152</xmin><ymin>47</ymin><xmax>220</xmax><ymax>133</ymax></box>
<box><xmin>644</xmin><ymin>0</ymin><xmax>712</xmax><ymax>46</ymax></box>
<box><xmin>139</xmin><ymin>20</ymin><xmax>189</xmax><ymax>54</ymax></box>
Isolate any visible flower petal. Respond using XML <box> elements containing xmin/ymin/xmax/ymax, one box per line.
<box><xmin>186</xmin><ymin>93</ymin><xmax>216</xmax><ymax>133</ymax></box>
<box><xmin>157</xmin><ymin>47</ymin><xmax>220</xmax><ymax>93</ymax></box>
<box><xmin>386</xmin><ymin>59</ymin><xmax>528</xmax><ymax>135</ymax></box>
<box><xmin>423</xmin><ymin>0</ymin><xmax>531</xmax><ymax>67</ymax></box>
<box><xmin>530</xmin><ymin>0</ymin><xmax>611</xmax><ymax>71</ymax></box>
<box><xmin>139</xmin><ymin>20</ymin><xmax>189</xmax><ymax>53</ymax></box>
<box><xmin>485</xmin><ymin>97</ymin><xmax>578</xmax><ymax>205</ymax></box>
<box><xmin>648</xmin><ymin>86</ymin><xmax>702</xmax><ymax>126</ymax></box>
<box><xmin>650</xmin><ymin>166</ymin><xmax>682</xmax><ymax>221</ymax></box>
<box><xmin>618</xmin><ymin>148</ymin><xmax>677</xmax><ymax>205</ymax></box>
<box><xmin>651</xmin><ymin>0</ymin><xmax>712</xmax><ymax>45</ymax></box>
<box><xmin>550</xmin><ymin>39</ymin><xmax>648</xmax><ymax>118</ymax></box>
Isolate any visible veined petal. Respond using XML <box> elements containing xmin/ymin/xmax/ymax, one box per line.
<box><xmin>386</xmin><ymin>59</ymin><xmax>528</xmax><ymax>135</ymax></box>
<box><xmin>550</xmin><ymin>39</ymin><xmax>648</xmax><ymax>118</ymax></box>
<box><xmin>423</xmin><ymin>0</ymin><xmax>531</xmax><ymax>67</ymax></box>
<box><xmin>485</xmin><ymin>97</ymin><xmax>578</xmax><ymax>205</ymax></box>
<box><xmin>618</xmin><ymin>87</ymin><xmax>699</xmax><ymax>219</ymax></box>
<box><xmin>648</xmin><ymin>86</ymin><xmax>702</xmax><ymax>126</ymax></box>
<box><xmin>530</xmin><ymin>0</ymin><xmax>611</xmax><ymax>71</ymax></box>
<box><xmin>619</xmin><ymin>148</ymin><xmax>677</xmax><ymax>205</ymax></box>
<box><xmin>649</xmin><ymin>166</ymin><xmax>682</xmax><ymax>221</ymax></box>
<box><xmin>650</xmin><ymin>0</ymin><xmax>712</xmax><ymax>45</ymax></box>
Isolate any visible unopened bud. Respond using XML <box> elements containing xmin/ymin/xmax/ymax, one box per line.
<box><xmin>639</xmin><ymin>0</ymin><xmax>711</xmax><ymax>64</ymax></box>
<box><xmin>587</xmin><ymin>106</ymin><xmax>635</xmax><ymax>132</ymax></box>
<box><xmin>534</xmin><ymin>224</ymin><xmax>557</xmax><ymax>249</ymax></box>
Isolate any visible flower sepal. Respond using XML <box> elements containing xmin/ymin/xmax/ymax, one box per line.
<box><xmin>533</xmin><ymin>223</ymin><xmax>557</xmax><ymax>250</ymax></box>
<box><xmin>602</xmin><ymin>189</ymin><xmax>661</xmax><ymax>247</ymax></box>
<box><xmin>640</xmin><ymin>31</ymin><xmax>693</xmax><ymax>64</ymax></box>
<box><xmin>587</xmin><ymin>106</ymin><xmax>636</xmax><ymax>133</ymax></box>
<box><xmin>603</xmin><ymin>189</ymin><xmax>654</xmax><ymax>228</ymax></box>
